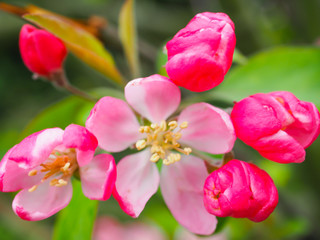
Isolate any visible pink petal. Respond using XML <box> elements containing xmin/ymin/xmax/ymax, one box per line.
<box><xmin>252</xmin><ymin>130</ymin><xmax>305</xmax><ymax>163</ymax></box>
<box><xmin>231</xmin><ymin>97</ymin><xmax>282</xmax><ymax>143</ymax></box>
<box><xmin>160</xmin><ymin>155</ymin><xmax>217</xmax><ymax>235</ymax></box>
<box><xmin>179</xmin><ymin>103</ymin><xmax>236</xmax><ymax>154</ymax></box>
<box><xmin>251</xmin><ymin>93</ymin><xmax>294</xmax><ymax>128</ymax></box>
<box><xmin>166</xmin><ymin>52</ymin><xmax>225</xmax><ymax>92</ymax></box>
<box><xmin>12</xmin><ymin>180</ymin><xmax>73</xmax><ymax>221</ymax></box>
<box><xmin>125</xmin><ymin>74</ymin><xmax>181</xmax><ymax>123</ymax></box>
<box><xmin>63</xmin><ymin>124</ymin><xmax>98</xmax><ymax>167</ymax></box>
<box><xmin>113</xmin><ymin>150</ymin><xmax>160</xmax><ymax>217</ymax></box>
<box><xmin>9</xmin><ymin>128</ymin><xmax>64</xmax><ymax>169</ymax></box>
<box><xmin>86</xmin><ymin>97</ymin><xmax>140</xmax><ymax>152</ymax></box>
<box><xmin>80</xmin><ymin>154</ymin><xmax>116</xmax><ymax>201</ymax></box>
<box><xmin>0</xmin><ymin>146</ymin><xmax>43</xmax><ymax>192</ymax></box>
<box><xmin>270</xmin><ymin>91</ymin><xmax>320</xmax><ymax>148</ymax></box>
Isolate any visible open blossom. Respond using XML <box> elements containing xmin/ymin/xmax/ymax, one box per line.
<box><xmin>166</xmin><ymin>12</ymin><xmax>236</xmax><ymax>92</ymax></box>
<box><xmin>0</xmin><ymin>124</ymin><xmax>116</xmax><ymax>221</ymax></box>
<box><xmin>231</xmin><ymin>91</ymin><xmax>320</xmax><ymax>163</ymax></box>
<box><xmin>204</xmin><ymin>159</ymin><xmax>278</xmax><ymax>222</ymax></box>
<box><xmin>19</xmin><ymin>24</ymin><xmax>67</xmax><ymax>77</ymax></box>
<box><xmin>86</xmin><ymin>74</ymin><xmax>236</xmax><ymax>235</ymax></box>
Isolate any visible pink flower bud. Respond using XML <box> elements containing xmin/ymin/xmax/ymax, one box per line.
<box><xmin>203</xmin><ymin>159</ymin><xmax>278</xmax><ymax>222</ymax></box>
<box><xmin>19</xmin><ymin>24</ymin><xmax>67</xmax><ymax>77</ymax></box>
<box><xmin>166</xmin><ymin>12</ymin><xmax>236</xmax><ymax>92</ymax></box>
<box><xmin>231</xmin><ymin>91</ymin><xmax>320</xmax><ymax>163</ymax></box>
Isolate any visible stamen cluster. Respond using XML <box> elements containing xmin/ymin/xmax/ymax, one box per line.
<box><xmin>28</xmin><ymin>149</ymin><xmax>78</xmax><ymax>192</ymax></box>
<box><xmin>135</xmin><ymin>120</ymin><xmax>192</xmax><ymax>165</ymax></box>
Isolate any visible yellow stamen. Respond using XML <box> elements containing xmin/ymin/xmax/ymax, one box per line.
<box><xmin>28</xmin><ymin>185</ymin><xmax>38</xmax><ymax>192</ymax></box>
<box><xmin>168</xmin><ymin>121</ymin><xmax>178</xmax><ymax>130</ymax></box>
<box><xmin>61</xmin><ymin>162</ymin><xmax>71</xmax><ymax>172</ymax></box>
<box><xmin>150</xmin><ymin>153</ymin><xmax>160</xmax><ymax>162</ymax></box>
<box><xmin>136</xmin><ymin>140</ymin><xmax>147</xmax><ymax>150</ymax></box>
<box><xmin>180</xmin><ymin>121</ymin><xmax>188</xmax><ymax>129</ymax></box>
<box><xmin>56</xmin><ymin>179</ymin><xmax>68</xmax><ymax>187</ymax></box>
<box><xmin>136</xmin><ymin>120</ymin><xmax>192</xmax><ymax>164</ymax></box>
<box><xmin>28</xmin><ymin>169</ymin><xmax>38</xmax><ymax>176</ymax></box>
<box><xmin>183</xmin><ymin>147</ymin><xmax>192</xmax><ymax>155</ymax></box>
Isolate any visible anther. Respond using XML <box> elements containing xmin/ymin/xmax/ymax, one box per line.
<box><xmin>28</xmin><ymin>185</ymin><xmax>38</xmax><ymax>192</ymax></box>
<box><xmin>168</xmin><ymin>121</ymin><xmax>178</xmax><ymax>130</ymax></box>
<box><xmin>180</xmin><ymin>121</ymin><xmax>188</xmax><ymax>129</ymax></box>
<box><xmin>56</xmin><ymin>179</ymin><xmax>68</xmax><ymax>186</ymax></box>
<box><xmin>144</xmin><ymin>126</ymin><xmax>150</xmax><ymax>133</ymax></box>
<box><xmin>136</xmin><ymin>140</ymin><xmax>147</xmax><ymax>150</ymax></box>
<box><xmin>160</xmin><ymin>120</ymin><xmax>167</xmax><ymax>131</ymax></box>
<box><xmin>139</xmin><ymin>126</ymin><xmax>145</xmax><ymax>133</ymax></box>
<box><xmin>50</xmin><ymin>179</ymin><xmax>58</xmax><ymax>186</ymax></box>
<box><xmin>151</xmin><ymin>123</ymin><xmax>159</xmax><ymax>129</ymax></box>
<box><xmin>150</xmin><ymin>153</ymin><xmax>160</xmax><ymax>162</ymax></box>
<box><xmin>183</xmin><ymin>147</ymin><xmax>192</xmax><ymax>155</ymax></box>
<box><xmin>28</xmin><ymin>169</ymin><xmax>38</xmax><ymax>176</ymax></box>
<box><xmin>174</xmin><ymin>132</ymin><xmax>182</xmax><ymax>140</ymax></box>
<box><xmin>61</xmin><ymin>162</ymin><xmax>71</xmax><ymax>172</ymax></box>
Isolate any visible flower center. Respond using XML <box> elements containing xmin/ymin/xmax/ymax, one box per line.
<box><xmin>27</xmin><ymin>149</ymin><xmax>78</xmax><ymax>192</ymax></box>
<box><xmin>135</xmin><ymin>120</ymin><xmax>192</xmax><ymax>165</ymax></box>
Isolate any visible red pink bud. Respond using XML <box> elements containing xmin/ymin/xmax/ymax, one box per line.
<box><xmin>203</xmin><ymin>159</ymin><xmax>278</xmax><ymax>222</ymax></box>
<box><xmin>231</xmin><ymin>91</ymin><xmax>320</xmax><ymax>163</ymax></box>
<box><xmin>19</xmin><ymin>24</ymin><xmax>67</xmax><ymax>77</ymax></box>
<box><xmin>166</xmin><ymin>12</ymin><xmax>236</xmax><ymax>92</ymax></box>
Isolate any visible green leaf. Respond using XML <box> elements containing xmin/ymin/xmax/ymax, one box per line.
<box><xmin>52</xmin><ymin>180</ymin><xmax>98</xmax><ymax>240</ymax></box>
<box><xmin>156</xmin><ymin>44</ymin><xmax>169</xmax><ymax>77</ymax></box>
<box><xmin>19</xmin><ymin>96</ymin><xmax>91</xmax><ymax>139</ymax></box>
<box><xmin>23</xmin><ymin>7</ymin><xmax>125</xmax><ymax>86</ymax></box>
<box><xmin>214</xmin><ymin>47</ymin><xmax>320</xmax><ymax>106</ymax></box>
<box><xmin>119</xmin><ymin>0</ymin><xmax>140</xmax><ymax>77</ymax></box>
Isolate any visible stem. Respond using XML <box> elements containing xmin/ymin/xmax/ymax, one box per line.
<box><xmin>48</xmin><ymin>70</ymin><xmax>98</xmax><ymax>102</ymax></box>
<box><xmin>64</xmin><ymin>83</ymin><xmax>97</xmax><ymax>102</ymax></box>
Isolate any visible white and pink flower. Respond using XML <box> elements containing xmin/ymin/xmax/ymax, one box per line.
<box><xmin>0</xmin><ymin>124</ymin><xmax>116</xmax><ymax>221</ymax></box>
<box><xmin>86</xmin><ymin>74</ymin><xmax>236</xmax><ymax>235</ymax></box>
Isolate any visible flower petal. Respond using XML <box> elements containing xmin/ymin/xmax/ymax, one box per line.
<box><xmin>179</xmin><ymin>103</ymin><xmax>235</xmax><ymax>154</ymax></box>
<box><xmin>270</xmin><ymin>91</ymin><xmax>320</xmax><ymax>148</ymax></box>
<box><xmin>12</xmin><ymin>180</ymin><xmax>73</xmax><ymax>221</ymax></box>
<box><xmin>63</xmin><ymin>124</ymin><xmax>98</xmax><ymax>167</ymax></box>
<box><xmin>160</xmin><ymin>155</ymin><xmax>217</xmax><ymax>235</ymax></box>
<box><xmin>0</xmin><ymin>146</ymin><xmax>43</xmax><ymax>192</ymax></box>
<box><xmin>113</xmin><ymin>150</ymin><xmax>159</xmax><ymax>217</ymax></box>
<box><xmin>125</xmin><ymin>74</ymin><xmax>181</xmax><ymax>123</ymax></box>
<box><xmin>252</xmin><ymin>130</ymin><xmax>305</xmax><ymax>163</ymax></box>
<box><xmin>9</xmin><ymin>128</ymin><xmax>64</xmax><ymax>169</ymax></box>
<box><xmin>80</xmin><ymin>154</ymin><xmax>116</xmax><ymax>201</ymax></box>
<box><xmin>86</xmin><ymin>97</ymin><xmax>140</xmax><ymax>152</ymax></box>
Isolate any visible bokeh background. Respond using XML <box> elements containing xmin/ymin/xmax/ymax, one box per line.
<box><xmin>0</xmin><ymin>0</ymin><xmax>320</xmax><ymax>239</ymax></box>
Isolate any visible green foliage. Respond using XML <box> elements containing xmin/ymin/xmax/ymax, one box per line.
<box><xmin>52</xmin><ymin>180</ymin><xmax>98</xmax><ymax>240</ymax></box>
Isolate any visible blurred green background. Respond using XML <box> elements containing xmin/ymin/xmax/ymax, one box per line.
<box><xmin>0</xmin><ymin>0</ymin><xmax>320</xmax><ymax>239</ymax></box>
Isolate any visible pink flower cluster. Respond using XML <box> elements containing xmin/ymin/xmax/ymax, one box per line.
<box><xmin>1</xmin><ymin>10</ymin><xmax>319</xmax><ymax>238</ymax></box>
